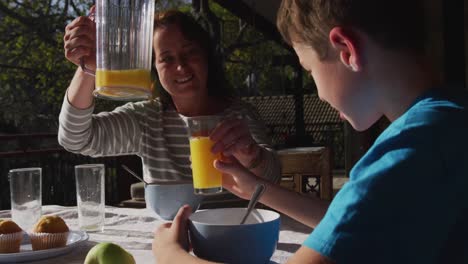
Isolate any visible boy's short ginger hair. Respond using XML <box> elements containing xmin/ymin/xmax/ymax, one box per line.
<box><xmin>277</xmin><ymin>0</ymin><xmax>426</xmax><ymax>60</ymax></box>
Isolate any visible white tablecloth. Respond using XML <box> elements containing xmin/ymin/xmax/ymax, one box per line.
<box><xmin>0</xmin><ymin>205</ymin><xmax>313</xmax><ymax>264</ymax></box>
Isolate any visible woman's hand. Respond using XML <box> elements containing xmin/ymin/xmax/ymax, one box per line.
<box><xmin>63</xmin><ymin>6</ymin><xmax>96</xmax><ymax>70</ymax></box>
<box><xmin>215</xmin><ymin>156</ymin><xmax>265</xmax><ymax>200</ymax></box>
<box><xmin>152</xmin><ymin>205</ymin><xmax>192</xmax><ymax>263</ymax></box>
<box><xmin>210</xmin><ymin>118</ymin><xmax>261</xmax><ymax>168</ymax></box>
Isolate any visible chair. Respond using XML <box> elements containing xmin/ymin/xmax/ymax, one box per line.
<box><xmin>277</xmin><ymin>146</ymin><xmax>333</xmax><ymax>201</ymax></box>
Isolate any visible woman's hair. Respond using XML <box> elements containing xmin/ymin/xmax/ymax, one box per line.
<box><xmin>277</xmin><ymin>0</ymin><xmax>426</xmax><ymax>60</ymax></box>
<box><xmin>152</xmin><ymin>10</ymin><xmax>232</xmax><ymax>105</ymax></box>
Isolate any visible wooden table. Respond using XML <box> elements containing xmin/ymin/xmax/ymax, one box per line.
<box><xmin>0</xmin><ymin>205</ymin><xmax>313</xmax><ymax>264</ymax></box>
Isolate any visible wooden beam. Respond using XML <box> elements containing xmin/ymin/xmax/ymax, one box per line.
<box><xmin>0</xmin><ymin>133</ymin><xmax>57</xmax><ymax>140</ymax></box>
<box><xmin>211</xmin><ymin>0</ymin><xmax>292</xmax><ymax>51</ymax></box>
<box><xmin>0</xmin><ymin>148</ymin><xmax>66</xmax><ymax>158</ymax></box>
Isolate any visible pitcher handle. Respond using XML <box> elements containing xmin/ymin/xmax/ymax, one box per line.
<box><xmin>80</xmin><ymin>10</ymin><xmax>96</xmax><ymax>76</ymax></box>
<box><xmin>80</xmin><ymin>58</ymin><xmax>95</xmax><ymax>76</ymax></box>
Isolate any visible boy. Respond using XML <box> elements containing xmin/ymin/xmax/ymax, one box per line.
<box><xmin>152</xmin><ymin>0</ymin><xmax>468</xmax><ymax>263</ymax></box>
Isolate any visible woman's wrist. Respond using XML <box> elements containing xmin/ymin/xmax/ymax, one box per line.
<box><xmin>246</xmin><ymin>146</ymin><xmax>264</xmax><ymax>170</ymax></box>
<box><xmin>66</xmin><ymin>68</ymin><xmax>95</xmax><ymax>109</ymax></box>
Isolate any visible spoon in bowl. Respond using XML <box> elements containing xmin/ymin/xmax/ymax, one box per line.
<box><xmin>122</xmin><ymin>165</ymin><xmax>148</xmax><ymax>185</ymax></box>
<box><xmin>240</xmin><ymin>183</ymin><xmax>266</xmax><ymax>225</ymax></box>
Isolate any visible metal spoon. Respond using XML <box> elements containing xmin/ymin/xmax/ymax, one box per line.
<box><xmin>122</xmin><ymin>165</ymin><xmax>148</xmax><ymax>185</ymax></box>
<box><xmin>240</xmin><ymin>184</ymin><xmax>266</xmax><ymax>224</ymax></box>
<box><xmin>122</xmin><ymin>165</ymin><xmax>193</xmax><ymax>185</ymax></box>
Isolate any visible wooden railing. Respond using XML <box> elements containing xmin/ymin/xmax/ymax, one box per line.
<box><xmin>0</xmin><ymin>134</ymin><xmax>141</xmax><ymax>210</ymax></box>
<box><xmin>267</xmin><ymin>122</ymin><xmax>344</xmax><ymax>168</ymax></box>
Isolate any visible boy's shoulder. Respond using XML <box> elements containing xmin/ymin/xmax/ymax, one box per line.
<box><xmin>397</xmin><ymin>89</ymin><xmax>468</xmax><ymax>130</ymax></box>
<box><xmin>369</xmin><ymin>89</ymin><xmax>468</xmax><ymax>155</ymax></box>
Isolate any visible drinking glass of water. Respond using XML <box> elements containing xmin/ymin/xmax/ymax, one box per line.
<box><xmin>9</xmin><ymin>167</ymin><xmax>42</xmax><ymax>232</ymax></box>
<box><xmin>75</xmin><ymin>164</ymin><xmax>105</xmax><ymax>232</ymax></box>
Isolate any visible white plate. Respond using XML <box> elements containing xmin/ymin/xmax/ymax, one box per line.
<box><xmin>0</xmin><ymin>231</ymin><xmax>88</xmax><ymax>263</ymax></box>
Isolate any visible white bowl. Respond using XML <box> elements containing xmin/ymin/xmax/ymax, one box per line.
<box><xmin>145</xmin><ymin>183</ymin><xmax>204</xmax><ymax>220</ymax></box>
<box><xmin>189</xmin><ymin>208</ymin><xmax>280</xmax><ymax>264</ymax></box>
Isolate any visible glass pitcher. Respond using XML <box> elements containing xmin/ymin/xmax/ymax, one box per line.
<box><xmin>82</xmin><ymin>0</ymin><xmax>155</xmax><ymax>101</ymax></box>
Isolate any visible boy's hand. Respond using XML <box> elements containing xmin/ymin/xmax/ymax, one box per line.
<box><xmin>210</xmin><ymin>118</ymin><xmax>260</xmax><ymax>167</ymax></box>
<box><xmin>215</xmin><ymin>156</ymin><xmax>264</xmax><ymax>200</ymax></box>
<box><xmin>152</xmin><ymin>205</ymin><xmax>192</xmax><ymax>263</ymax></box>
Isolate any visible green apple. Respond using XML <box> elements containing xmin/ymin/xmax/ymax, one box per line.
<box><xmin>84</xmin><ymin>242</ymin><xmax>136</xmax><ymax>264</ymax></box>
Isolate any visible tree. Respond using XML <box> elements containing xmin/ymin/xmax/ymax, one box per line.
<box><xmin>0</xmin><ymin>0</ymin><xmax>93</xmax><ymax>133</ymax></box>
<box><xmin>0</xmin><ymin>0</ymin><xmax>312</xmax><ymax>134</ymax></box>
<box><xmin>207</xmin><ymin>0</ymin><xmax>315</xmax><ymax>96</ymax></box>
<box><xmin>0</xmin><ymin>0</ymin><xmax>189</xmax><ymax>134</ymax></box>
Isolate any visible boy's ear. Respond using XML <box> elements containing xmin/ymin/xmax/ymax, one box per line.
<box><xmin>329</xmin><ymin>27</ymin><xmax>361</xmax><ymax>72</ymax></box>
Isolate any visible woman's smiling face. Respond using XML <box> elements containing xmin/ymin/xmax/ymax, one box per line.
<box><xmin>153</xmin><ymin>23</ymin><xmax>208</xmax><ymax>100</ymax></box>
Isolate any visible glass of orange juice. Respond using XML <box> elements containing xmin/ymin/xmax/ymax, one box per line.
<box><xmin>187</xmin><ymin>116</ymin><xmax>223</xmax><ymax>195</ymax></box>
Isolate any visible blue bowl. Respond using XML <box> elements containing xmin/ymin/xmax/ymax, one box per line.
<box><xmin>189</xmin><ymin>208</ymin><xmax>280</xmax><ymax>264</ymax></box>
<box><xmin>145</xmin><ymin>183</ymin><xmax>204</xmax><ymax>220</ymax></box>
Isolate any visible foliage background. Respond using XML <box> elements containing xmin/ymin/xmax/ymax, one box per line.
<box><xmin>0</xmin><ymin>0</ymin><xmax>314</xmax><ymax>134</ymax></box>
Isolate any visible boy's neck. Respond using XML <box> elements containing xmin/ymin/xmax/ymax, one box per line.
<box><xmin>375</xmin><ymin>51</ymin><xmax>442</xmax><ymax>122</ymax></box>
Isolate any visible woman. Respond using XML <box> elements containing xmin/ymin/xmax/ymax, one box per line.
<box><xmin>60</xmin><ymin>9</ymin><xmax>280</xmax><ymax>184</ymax></box>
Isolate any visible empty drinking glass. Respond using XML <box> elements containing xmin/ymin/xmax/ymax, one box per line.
<box><xmin>75</xmin><ymin>164</ymin><xmax>105</xmax><ymax>232</ymax></box>
<box><xmin>9</xmin><ymin>168</ymin><xmax>42</xmax><ymax>232</ymax></box>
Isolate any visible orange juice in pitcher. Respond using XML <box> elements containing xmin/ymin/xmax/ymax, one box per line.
<box><xmin>81</xmin><ymin>0</ymin><xmax>155</xmax><ymax>101</ymax></box>
<box><xmin>95</xmin><ymin>69</ymin><xmax>152</xmax><ymax>99</ymax></box>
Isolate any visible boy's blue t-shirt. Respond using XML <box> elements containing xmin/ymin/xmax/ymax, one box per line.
<box><xmin>303</xmin><ymin>89</ymin><xmax>468</xmax><ymax>263</ymax></box>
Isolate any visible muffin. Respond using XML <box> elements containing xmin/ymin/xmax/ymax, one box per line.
<box><xmin>29</xmin><ymin>215</ymin><xmax>69</xmax><ymax>251</ymax></box>
<box><xmin>0</xmin><ymin>219</ymin><xmax>23</xmax><ymax>253</ymax></box>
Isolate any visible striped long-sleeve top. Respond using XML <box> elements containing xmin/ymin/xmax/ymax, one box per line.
<box><xmin>58</xmin><ymin>96</ymin><xmax>280</xmax><ymax>183</ymax></box>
